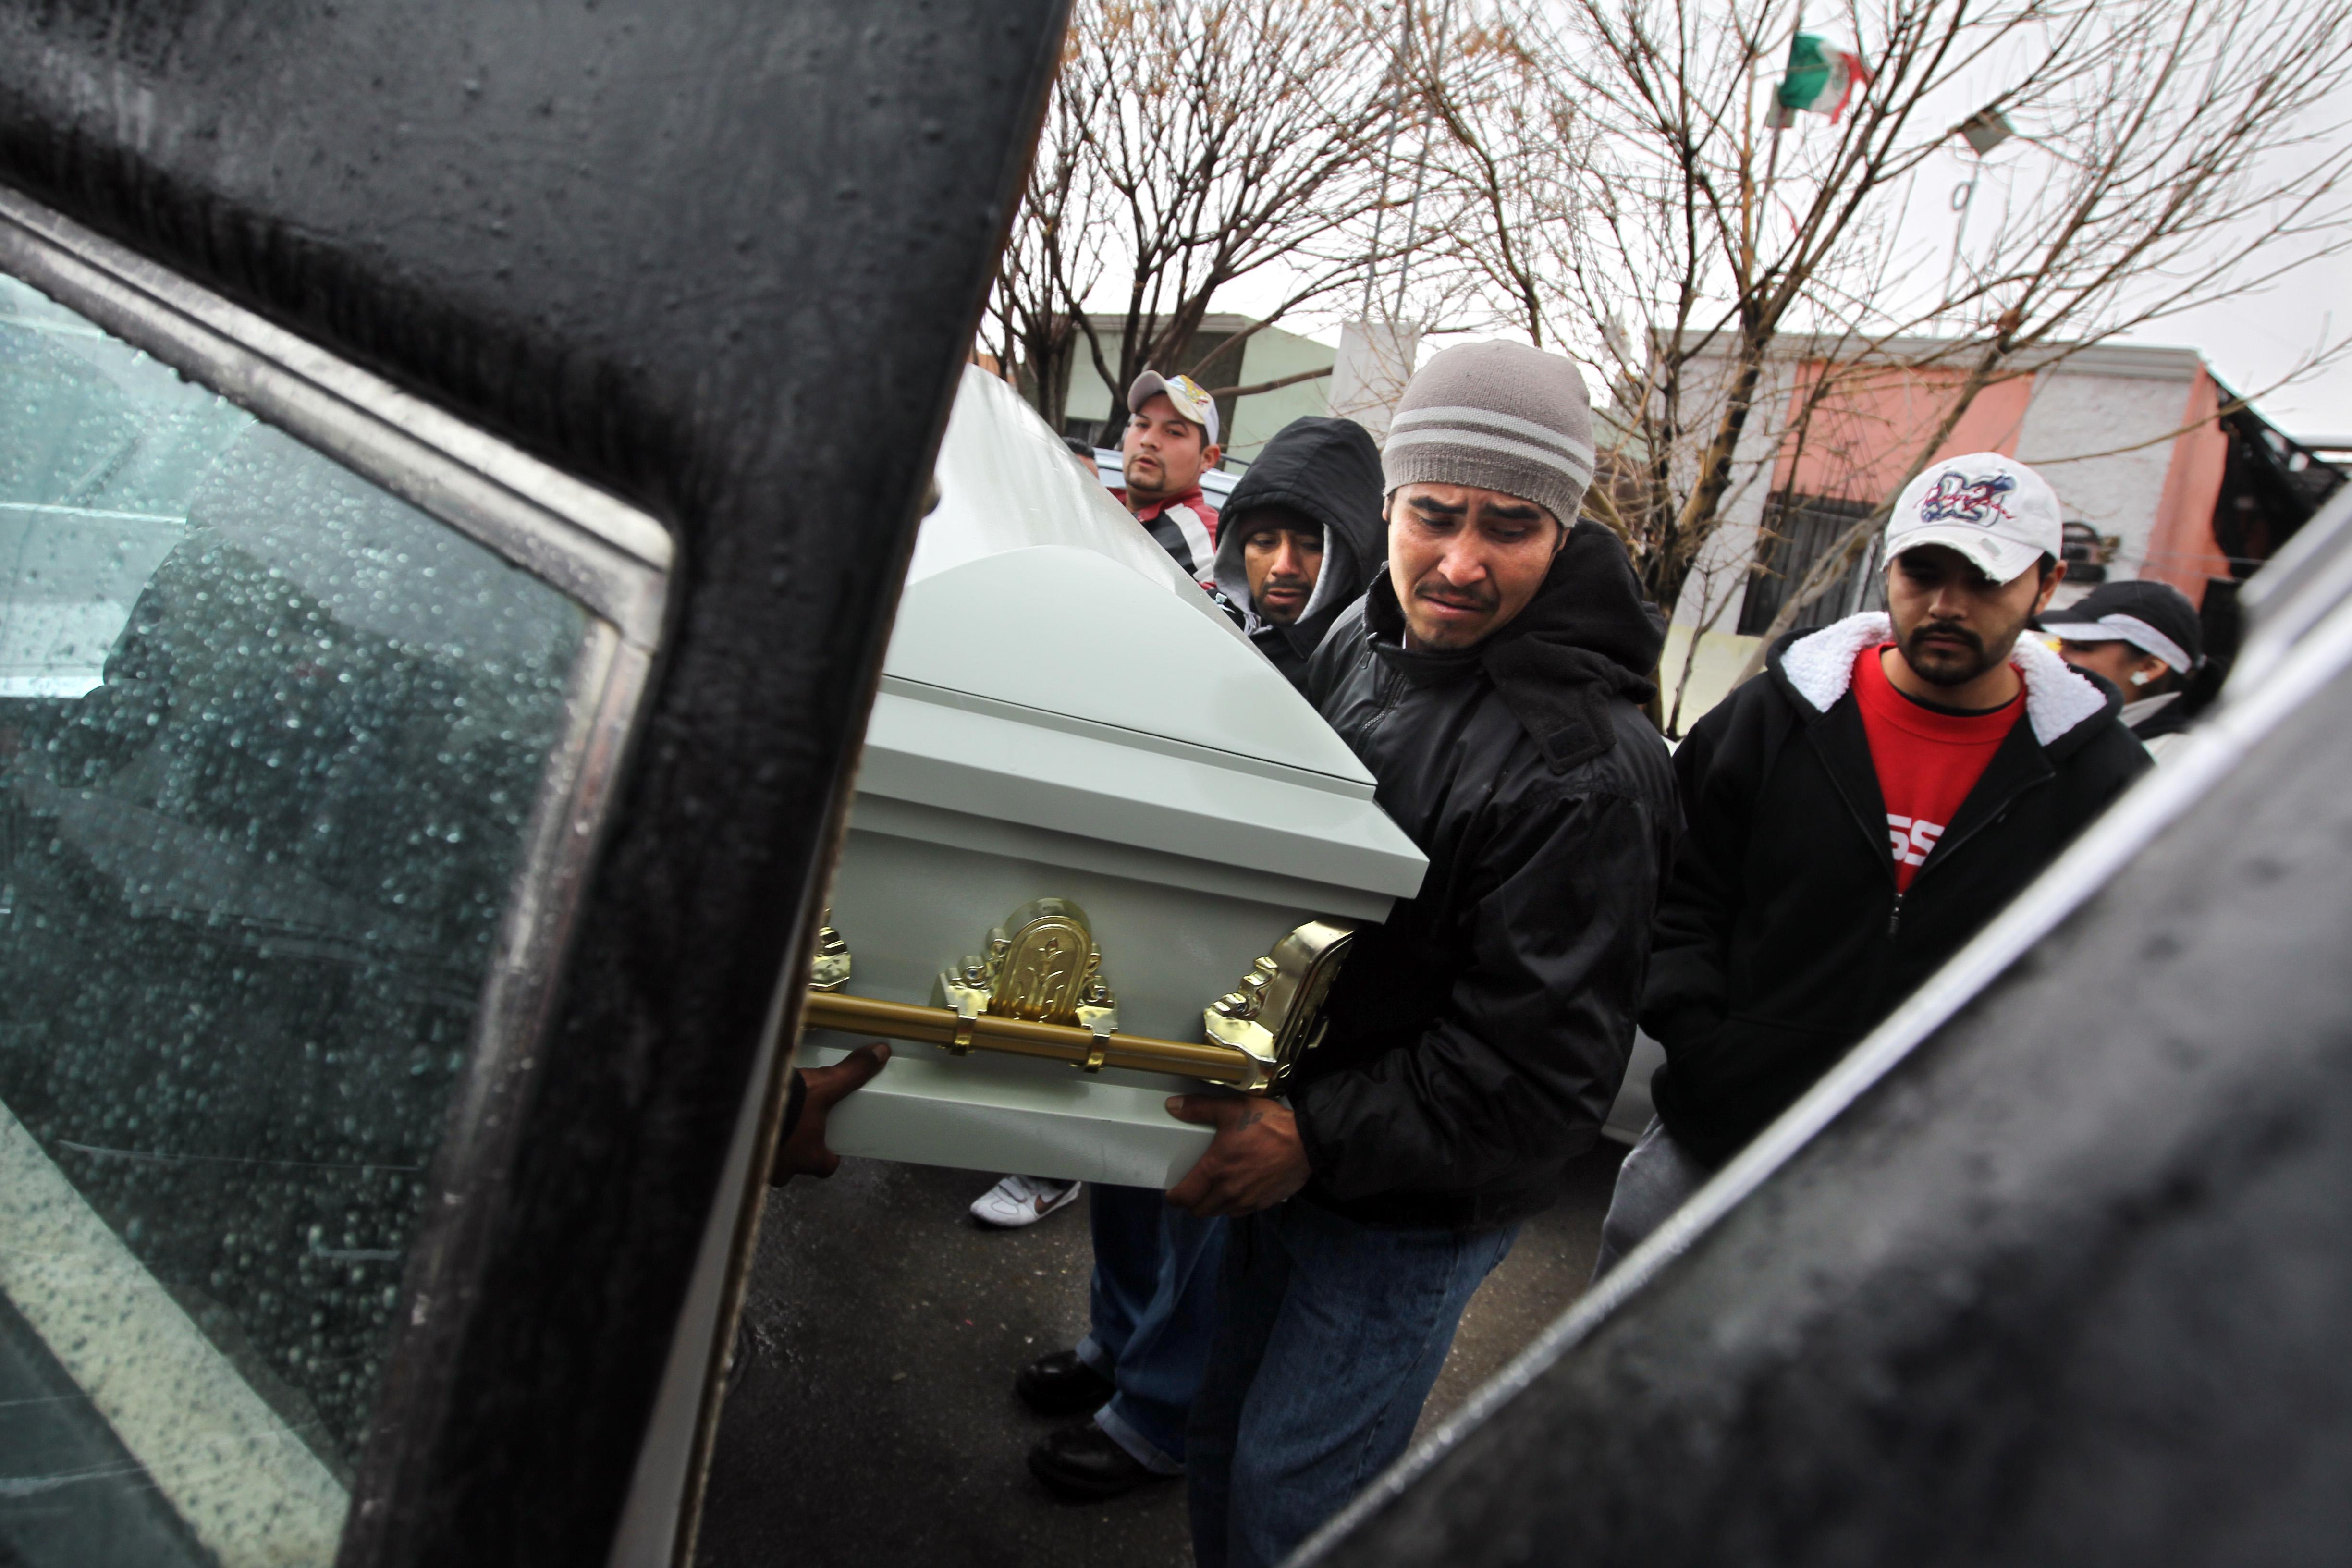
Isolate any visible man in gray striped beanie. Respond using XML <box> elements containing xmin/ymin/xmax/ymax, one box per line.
<box><xmin>1376</xmin><ymin>341</ymin><xmax>1599</xmax><ymax>649</ymax></box>
<box><xmin>1384</xmin><ymin>340</ymin><xmax>1596</xmax><ymax>538</ymax></box>
<box><xmin>1173</xmin><ymin>341</ymin><xmax>1675</xmax><ymax>1568</ymax></box>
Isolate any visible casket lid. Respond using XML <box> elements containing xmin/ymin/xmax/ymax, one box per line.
<box><xmin>887</xmin><ymin>368</ymin><xmax>1378</xmax><ymax>793</ymax></box>
<box><xmin>870</xmin><ymin>368</ymin><xmax>1424</xmax><ymax>905</ymax></box>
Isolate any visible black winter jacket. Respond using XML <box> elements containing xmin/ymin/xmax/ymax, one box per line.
<box><xmin>1645</xmin><ymin>612</ymin><xmax>2152</xmax><ymax>1165</ymax></box>
<box><xmin>1294</xmin><ymin>523</ymin><xmax>1678</xmax><ymax>1230</ymax></box>
<box><xmin>2124</xmin><ymin>689</ymin><xmax>2192</xmax><ymax>742</ymax></box>
<box><xmin>1211</xmin><ymin>416</ymin><xmax>1385</xmax><ymax>692</ymax></box>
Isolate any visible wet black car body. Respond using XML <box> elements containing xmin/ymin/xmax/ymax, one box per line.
<box><xmin>6</xmin><ymin>5</ymin><xmax>2349</xmax><ymax>1568</ymax></box>
<box><xmin>0</xmin><ymin>4</ymin><xmax>1066</xmax><ymax>1565</ymax></box>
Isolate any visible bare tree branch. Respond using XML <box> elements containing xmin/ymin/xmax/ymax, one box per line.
<box><xmin>1405</xmin><ymin>0</ymin><xmax>2352</xmax><ymax>719</ymax></box>
<box><xmin>1204</xmin><ymin>366</ymin><xmax>1336</xmax><ymax>399</ymax></box>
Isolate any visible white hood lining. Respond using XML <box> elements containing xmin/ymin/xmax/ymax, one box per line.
<box><xmin>1214</xmin><ymin>520</ymin><xmax>1341</xmax><ymax>631</ymax></box>
<box><xmin>1780</xmin><ymin>611</ymin><xmax>2108</xmax><ymax>747</ymax></box>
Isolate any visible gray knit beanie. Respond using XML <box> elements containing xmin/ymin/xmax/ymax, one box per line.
<box><xmin>1381</xmin><ymin>342</ymin><xmax>1594</xmax><ymax>526</ymax></box>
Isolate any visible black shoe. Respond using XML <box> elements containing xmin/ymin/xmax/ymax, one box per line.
<box><xmin>1027</xmin><ymin>1422</ymin><xmax>1165</xmax><ymax>1501</ymax></box>
<box><xmin>1015</xmin><ymin>1349</ymin><xmax>1115</xmax><ymax>1417</ymax></box>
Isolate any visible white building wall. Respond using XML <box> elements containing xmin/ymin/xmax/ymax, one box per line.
<box><xmin>1065</xmin><ymin>349</ymin><xmax>1114</xmax><ymax>436</ymax></box>
<box><xmin>1667</xmin><ymin>356</ymin><xmax>1803</xmax><ymax>635</ymax></box>
<box><xmin>1225</xmin><ymin>330</ymin><xmax>1336</xmax><ymax>466</ymax></box>
<box><xmin>1061</xmin><ymin>318</ymin><xmax>1334</xmax><ymax>469</ymax></box>
<box><xmin>2012</xmin><ymin>362</ymin><xmax>2195</xmax><ymax>584</ymax></box>
<box><xmin>1326</xmin><ymin>320</ymin><xmax>1420</xmax><ymax>443</ymax></box>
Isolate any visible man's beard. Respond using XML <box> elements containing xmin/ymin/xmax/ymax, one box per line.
<box><xmin>1256</xmin><ymin>573</ymin><xmax>1313</xmax><ymax>624</ymax></box>
<box><xmin>1899</xmin><ymin>618</ymin><xmax>1998</xmax><ymax>686</ymax></box>
<box><xmin>1123</xmin><ymin>454</ymin><xmax>1165</xmax><ymax>494</ymax></box>
<box><xmin>1406</xmin><ymin>578</ymin><xmax>1501</xmax><ymax>649</ymax></box>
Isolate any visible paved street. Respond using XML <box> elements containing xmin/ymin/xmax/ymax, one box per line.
<box><xmin>694</xmin><ymin>1145</ymin><xmax>1625</xmax><ymax>1568</ymax></box>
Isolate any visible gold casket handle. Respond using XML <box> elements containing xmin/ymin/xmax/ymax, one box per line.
<box><xmin>800</xmin><ymin>905</ymin><xmax>1356</xmax><ymax>1095</ymax></box>
<box><xmin>802</xmin><ymin>989</ymin><xmax>1272</xmax><ymax>1092</ymax></box>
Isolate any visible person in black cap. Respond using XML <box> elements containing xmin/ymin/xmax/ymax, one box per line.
<box><xmin>2042</xmin><ymin>579</ymin><xmax>2205</xmax><ymax>760</ymax></box>
<box><xmin>1207</xmin><ymin>416</ymin><xmax>1385</xmax><ymax>693</ymax></box>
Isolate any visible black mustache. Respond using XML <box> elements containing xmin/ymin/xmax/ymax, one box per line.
<box><xmin>1908</xmin><ymin>622</ymin><xmax>1984</xmax><ymax>656</ymax></box>
<box><xmin>1416</xmin><ymin>584</ymin><xmax>1497</xmax><ymax>612</ymax></box>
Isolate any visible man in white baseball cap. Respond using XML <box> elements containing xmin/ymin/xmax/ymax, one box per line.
<box><xmin>1884</xmin><ymin>449</ymin><xmax>2062</xmax><ymax>584</ymax></box>
<box><xmin>1874</xmin><ymin>450</ymin><xmax>2067</xmax><ymax>692</ymax></box>
<box><xmin>1598</xmin><ymin>450</ymin><xmax>2149</xmax><ymax>1277</ymax></box>
<box><xmin>1128</xmin><ymin>367</ymin><xmax>1221</xmax><ymax>447</ymax></box>
<box><xmin>1113</xmin><ymin>369</ymin><xmax>1224</xmax><ymax>581</ymax></box>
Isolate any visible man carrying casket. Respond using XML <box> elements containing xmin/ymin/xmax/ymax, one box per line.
<box><xmin>1166</xmin><ymin>343</ymin><xmax>1679</xmax><ymax>1568</ymax></box>
<box><xmin>1016</xmin><ymin>418</ymin><xmax>1390</xmax><ymax>1505</ymax></box>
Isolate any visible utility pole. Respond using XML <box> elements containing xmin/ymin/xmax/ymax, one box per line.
<box><xmin>1359</xmin><ymin>0</ymin><xmax>1413</xmax><ymax>319</ymax></box>
<box><xmin>1390</xmin><ymin>0</ymin><xmax>1454</xmax><ymax>318</ymax></box>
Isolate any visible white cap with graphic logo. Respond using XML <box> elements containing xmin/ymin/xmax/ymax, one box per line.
<box><xmin>1884</xmin><ymin>451</ymin><xmax>2063</xmax><ymax>586</ymax></box>
<box><xmin>1127</xmin><ymin>369</ymin><xmax>1221</xmax><ymax>447</ymax></box>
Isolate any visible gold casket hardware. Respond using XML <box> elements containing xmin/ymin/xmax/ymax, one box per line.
<box><xmin>1202</xmin><ymin>920</ymin><xmax>1357</xmax><ymax>1076</ymax></box>
<box><xmin>809</xmin><ymin>911</ymin><xmax>853</xmax><ymax>992</ymax></box>
<box><xmin>803</xmin><ymin>991</ymin><xmax>1270</xmax><ymax>1090</ymax></box>
<box><xmin>802</xmin><ymin>904</ymin><xmax>1356</xmax><ymax>1096</ymax></box>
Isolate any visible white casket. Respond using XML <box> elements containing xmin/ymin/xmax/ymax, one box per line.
<box><xmin>793</xmin><ymin>367</ymin><xmax>1427</xmax><ymax>1188</ymax></box>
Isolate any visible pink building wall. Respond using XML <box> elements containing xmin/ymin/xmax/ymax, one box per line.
<box><xmin>1775</xmin><ymin>364</ymin><xmax>2041</xmax><ymax>502</ymax></box>
<box><xmin>1771</xmin><ymin>355</ymin><xmax>2233</xmax><ymax>606</ymax></box>
<box><xmin>2142</xmin><ymin>367</ymin><xmax>2232</xmax><ymax>607</ymax></box>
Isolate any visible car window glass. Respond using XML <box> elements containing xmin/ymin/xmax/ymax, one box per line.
<box><xmin>0</xmin><ymin>271</ymin><xmax>591</xmax><ymax>1567</ymax></box>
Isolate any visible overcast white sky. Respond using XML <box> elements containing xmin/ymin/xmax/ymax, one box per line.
<box><xmin>2141</xmin><ymin>248</ymin><xmax>2350</xmax><ymax>440</ymax></box>
<box><xmin>1177</xmin><ymin>15</ymin><xmax>2352</xmax><ymax>446</ymax></box>
<box><xmin>1901</xmin><ymin>106</ymin><xmax>2352</xmax><ymax>443</ymax></box>
<box><xmin>1212</xmin><ymin>233</ymin><xmax>2350</xmax><ymax>442</ymax></box>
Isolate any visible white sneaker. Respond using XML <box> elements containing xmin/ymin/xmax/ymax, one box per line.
<box><xmin>969</xmin><ymin>1175</ymin><xmax>1083</xmax><ymax>1228</ymax></box>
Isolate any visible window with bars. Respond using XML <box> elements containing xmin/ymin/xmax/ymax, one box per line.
<box><xmin>1737</xmin><ymin>492</ymin><xmax>1887</xmax><ymax>637</ymax></box>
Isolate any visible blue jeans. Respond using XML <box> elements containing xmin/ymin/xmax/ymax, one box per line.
<box><xmin>1186</xmin><ymin>1200</ymin><xmax>1519</xmax><ymax>1568</ymax></box>
<box><xmin>1074</xmin><ymin>1183</ymin><xmax>1226</xmax><ymax>1472</ymax></box>
<box><xmin>1591</xmin><ymin>1116</ymin><xmax>1714</xmax><ymax>1281</ymax></box>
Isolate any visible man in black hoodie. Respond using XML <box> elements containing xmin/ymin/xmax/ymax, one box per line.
<box><xmin>1594</xmin><ymin>453</ymin><xmax>2150</xmax><ymax>1278</ymax></box>
<box><xmin>1208</xmin><ymin>416</ymin><xmax>1386</xmax><ymax>692</ymax></box>
<box><xmin>1169</xmin><ymin>343</ymin><xmax>1678</xmax><ymax>1568</ymax></box>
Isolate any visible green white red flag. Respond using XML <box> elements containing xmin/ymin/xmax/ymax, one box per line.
<box><xmin>1776</xmin><ymin>34</ymin><xmax>1872</xmax><ymax>122</ymax></box>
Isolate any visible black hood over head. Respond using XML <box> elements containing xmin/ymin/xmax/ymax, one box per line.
<box><xmin>1212</xmin><ymin>416</ymin><xmax>1385</xmax><ymax>660</ymax></box>
<box><xmin>1369</xmin><ymin>519</ymin><xmax>1665</xmax><ymax>772</ymax></box>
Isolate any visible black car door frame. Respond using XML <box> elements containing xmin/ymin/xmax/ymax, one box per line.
<box><xmin>0</xmin><ymin>3</ymin><xmax>1069</xmax><ymax>1564</ymax></box>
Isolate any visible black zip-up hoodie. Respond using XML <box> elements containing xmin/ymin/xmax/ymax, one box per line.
<box><xmin>1210</xmin><ymin>416</ymin><xmax>1385</xmax><ymax>692</ymax></box>
<box><xmin>1645</xmin><ymin>611</ymin><xmax>2151</xmax><ymax>1165</ymax></box>
<box><xmin>1295</xmin><ymin>521</ymin><xmax>1678</xmax><ymax>1230</ymax></box>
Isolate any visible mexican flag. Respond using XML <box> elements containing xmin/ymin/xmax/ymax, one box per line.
<box><xmin>1776</xmin><ymin>34</ymin><xmax>1872</xmax><ymax>122</ymax></box>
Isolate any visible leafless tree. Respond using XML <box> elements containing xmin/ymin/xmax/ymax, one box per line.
<box><xmin>1414</xmin><ymin>0</ymin><xmax>2352</xmax><ymax>710</ymax></box>
<box><xmin>986</xmin><ymin>0</ymin><xmax>1409</xmax><ymax>438</ymax></box>
<box><xmin>1739</xmin><ymin>0</ymin><xmax>2352</xmax><ymax>676</ymax></box>
<box><xmin>984</xmin><ymin>52</ymin><xmax>1103</xmax><ymax>428</ymax></box>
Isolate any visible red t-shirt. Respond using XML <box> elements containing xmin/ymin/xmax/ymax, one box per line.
<box><xmin>1853</xmin><ymin>645</ymin><xmax>2021</xmax><ymax>890</ymax></box>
